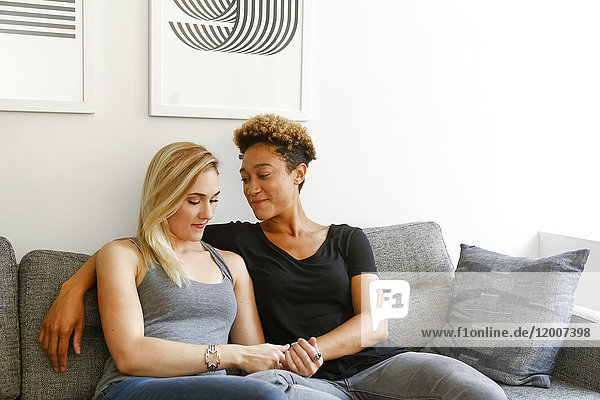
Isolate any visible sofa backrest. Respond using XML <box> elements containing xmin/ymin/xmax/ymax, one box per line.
<box><xmin>19</xmin><ymin>249</ymin><xmax>109</xmax><ymax>400</ymax></box>
<box><xmin>364</xmin><ymin>221</ymin><xmax>454</xmax><ymax>273</ymax></box>
<box><xmin>0</xmin><ymin>236</ymin><xmax>20</xmax><ymax>400</ymax></box>
<box><xmin>364</xmin><ymin>222</ymin><xmax>455</xmax><ymax>348</ymax></box>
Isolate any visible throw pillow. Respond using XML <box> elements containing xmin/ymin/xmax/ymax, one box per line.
<box><xmin>423</xmin><ymin>244</ymin><xmax>589</xmax><ymax>388</ymax></box>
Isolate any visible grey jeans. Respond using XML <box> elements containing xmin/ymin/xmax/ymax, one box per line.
<box><xmin>248</xmin><ymin>351</ymin><xmax>507</xmax><ymax>400</ymax></box>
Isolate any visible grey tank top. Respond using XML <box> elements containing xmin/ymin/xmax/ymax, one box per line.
<box><xmin>93</xmin><ymin>239</ymin><xmax>237</xmax><ymax>399</ymax></box>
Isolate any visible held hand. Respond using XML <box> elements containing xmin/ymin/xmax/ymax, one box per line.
<box><xmin>238</xmin><ymin>343</ymin><xmax>289</xmax><ymax>373</ymax></box>
<box><xmin>283</xmin><ymin>337</ymin><xmax>323</xmax><ymax>377</ymax></box>
<box><xmin>38</xmin><ymin>281</ymin><xmax>85</xmax><ymax>372</ymax></box>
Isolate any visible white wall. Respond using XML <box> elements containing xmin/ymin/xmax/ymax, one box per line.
<box><xmin>539</xmin><ymin>232</ymin><xmax>600</xmax><ymax>310</ymax></box>
<box><xmin>2</xmin><ymin>1</ymin><xmax>600</xmax><ymax>275</ymax></box>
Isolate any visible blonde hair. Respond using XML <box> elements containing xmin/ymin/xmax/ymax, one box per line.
<box><xmin>136</xmin><ymin>142</ymin><xmax>219</xmax><ymax>287</ymax></box>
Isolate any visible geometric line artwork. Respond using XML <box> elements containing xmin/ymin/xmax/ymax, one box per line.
<box><xmin>172</xmin><ymin>0</ymin><xmax>237</xmax><ymax>23</ymax></box>
<box><xmin>169</xmin><ymin>0</ymin><xmax>299</xmax><ymax>55</ymax></box>
<box><xmin>0</xmin><ymin>0</ymin><xmax>76</xmax><ymax>39</ymax></box>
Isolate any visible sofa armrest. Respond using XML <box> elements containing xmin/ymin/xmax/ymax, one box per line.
<box><xmin>19</xmin><ymin>249</ymin><xmax>109</xmax><ymax>400</ymax></box>
<box><xmin>552</xmin><ymin>305</ymin><xmax>600</xmax><ymax>392</ymax></box>
<box><xmin>0</xmin><ymin>236</ymin><xmax>20</xmax><ymax>400</ymax></box>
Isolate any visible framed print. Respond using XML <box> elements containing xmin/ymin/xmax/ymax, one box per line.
<box><xmin>150</xmin><ymin>0</ymin><xmax>311</xmax><ymax>120</ymax></box>
<box><xmin>0</xmin><ymin>0</ymin><xmax>94</xmax><ymax>113</ymax></box>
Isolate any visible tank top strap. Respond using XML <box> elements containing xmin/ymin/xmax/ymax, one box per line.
<box><xmin>128</xmin><ymin>237</ymin><xmax>232</xmax><ymax>281</ymax></box>
<box><xmin>128</xmin><ymin>237</ymin><xmax>142</xmax><ymax>251</ymax></box>
<box><xmin>201</xmin><ymin>241</ymin><xmax>234</xmax><ymax>282</ymax></box>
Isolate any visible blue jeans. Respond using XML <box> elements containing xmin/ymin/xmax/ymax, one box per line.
<box><xmin>96</xmin><ymin>375</ymin><xmax>287</xmax><ymax>400</ymax></box>
<box><xmin>248</xmin><ymin>352</ymin><xmax>508</xmax><ymax>400</ymax></box>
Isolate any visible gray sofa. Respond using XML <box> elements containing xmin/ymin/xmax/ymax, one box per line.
<box><xmin>1</xmin><ymin>222</ymin><xmax>599</xmax><ymax>399</ymax></box>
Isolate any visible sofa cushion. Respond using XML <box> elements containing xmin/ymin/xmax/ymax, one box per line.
<box><xmin>364</xmin><ymin>222</ymin><xmax>454</xmax><ymax>348</ymax></box>
<box><xmin>19</xmin><ymin>249</ymin><xmax>110</xmax><ymax>400</ymax></box>
<box><xmin>552</xmin><ymin>306</ymin><xmax>600</xmax><ymax>393</ymax></box>
<box><xmin>364</xmin><ymin>222</ymin><xmax>454</xmax><ymax>274</ymax></box>
<box><xmin>501</xmin><ymin>379</ymin><xmax>600</xmax><ymax>400</ymax></box>
<box><xmin>424</xmin><ymin>244</ymin><xmax>588</xmax><ymax>388</ymax></box>
<box><xmin>0</xmin><ymin>236</ymin><xmax>20</xmax><ymax>400</ymax></box>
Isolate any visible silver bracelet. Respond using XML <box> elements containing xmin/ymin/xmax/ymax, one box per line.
<box><xmin>205</xmin><ymin>344</ymin><xmax>220</xmax><ymax>372</ymax></box>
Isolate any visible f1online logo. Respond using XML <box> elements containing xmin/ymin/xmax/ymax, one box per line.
<box><xmin>369</xmin><ymin>280</ymin><xmax>410</xmax><ymax>331</ymax></box>
<box><xmin>169</xmin><ymin>0</ymin><xmax>300</xmax><ymax>55</ymax></box>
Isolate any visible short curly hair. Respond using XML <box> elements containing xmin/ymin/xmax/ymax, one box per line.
<box><xmin>233</xmin><ymin>114</ymin><xmax>317</xmax><ymax>192</ymax></box>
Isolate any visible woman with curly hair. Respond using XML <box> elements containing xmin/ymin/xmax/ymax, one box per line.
<box><xmin>39</xmin><ymin>115</ymin><xmax>506</xmax><ymax>400</ymax></box>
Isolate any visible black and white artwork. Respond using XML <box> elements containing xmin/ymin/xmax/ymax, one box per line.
<box><xmin>150</xmin><ymin>0</ymin><xmax>310</xmax><ymax>120</ymax></box>
<box><xmin>0</xmin><ymin>0</ymin><xmax>77</xmax><ymax>40</ymax></box>
<box><xmin>168</xmin><ymin>0</ymin><xmax>299</xmax><ymax>55</ymax></box>
<box><xmin>0</xmin><ymin>0</ymin><xmax>93</xmax><ymax>113</ymax></box>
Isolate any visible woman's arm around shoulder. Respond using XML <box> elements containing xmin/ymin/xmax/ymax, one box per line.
<box><xmin>38</xmin><ymin>238</ymin><xmax>138</xmax><ymax>371</ymax></box>
<box><xmin>218</xmin><ymin>250</ymin><xmax>265</xmax><ymax>345</ymax></box>
<box><xmin>38</xmin><ymin>246</ymin><xmax>100</xmax><ymax>372</ymax></box>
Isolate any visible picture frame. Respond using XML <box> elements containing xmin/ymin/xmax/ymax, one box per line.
<box><xmin>149</xmin><ymin>0</ymin><xmax>311</xmax><ymax>121</ymax></box>
<box><xmin>0</xmin><ymin>0</ymin><xmax>94</xmax><ymax>114</ymax></box>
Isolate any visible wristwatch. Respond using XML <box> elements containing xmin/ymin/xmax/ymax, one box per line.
<box><xmin>205</xmin><ymin>345</ymin><xmax>220</xmax><ymax>372</ymax></box>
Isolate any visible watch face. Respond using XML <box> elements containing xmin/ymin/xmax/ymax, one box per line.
<box><xmin>205</xmin><ymin>345</ymin><xmax>220</xmax><ymax>371</ymax></box>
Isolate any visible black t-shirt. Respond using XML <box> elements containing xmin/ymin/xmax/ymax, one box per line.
<box><xmin>203</xmin><ymin>221</ymin><xmax>406</xmax><ymax>380</ymax></box>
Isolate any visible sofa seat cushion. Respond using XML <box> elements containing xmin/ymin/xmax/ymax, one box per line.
<box><xmin>501</xmin><ymin>379</ymin><xmax>600</xmax><ymax>400</ymax></box>
<box><xmin>19</xmin><ymin>249</ymin><xmax>110</xmax><ymax>400</ymax></box>
<box><xmin>552</xmin><ymin>307</ymin><xmax>600</xmax><ymax>393</ymax></box>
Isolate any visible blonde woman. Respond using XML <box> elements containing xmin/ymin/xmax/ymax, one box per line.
<box><xmin>74</xmin><ymin>142</ymin><xmax>288</xmax><ymax>400</ymax></box>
